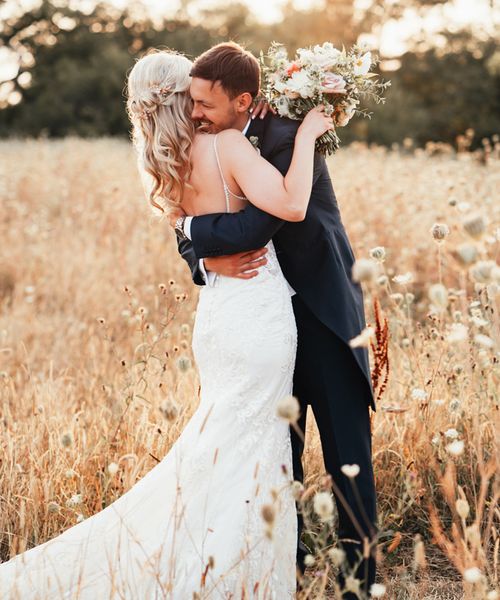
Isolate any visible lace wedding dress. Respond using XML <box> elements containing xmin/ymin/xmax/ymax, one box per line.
<box><xmin>0</xmin><ymin>136</ymin><xmax>298</xmax><ymax>599</ymax></box>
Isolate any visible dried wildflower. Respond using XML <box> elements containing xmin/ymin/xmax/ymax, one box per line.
<box><xmin>413</xmin><ymin>534</ymin><xmax>427</xmax><ymax>569</ymax></box>
<box><xmin>328</xmin><ymin>547</ymin><xmax>346</xmax><ymax>567</ymax></box>
<box><xmin>463</xmin><ymin>214</ymin><xmax>486</xmax><ymax>239</ymax></box>
<box><xmin>107</xmin><ymin>462</ymin><xmax>119</xmax><ymax>476</ymax></box>
<box><xmin>471</xmin><ymin>260</ymin><xmax>496</xmax><ymax>283</ymax></box>
<box><xmin>291</xmin><ymin>480</ymin><xmax>304</xmax><ymax>501</ymax></box>
<box><xmin>160</xmin><ymin>398</ymin><xmax>179</xmax><ymax>422</ymax></box>
<box><xmin>392</xmin><ymin>272</ymin><xmax>413</xmax><ymax>285</ymax></box>
<box><xmin>444</xmin><ymin>428</ymin><xmax>459</xmax><ymax>439</ymax></box>
<box><xmin>349</xmin><ymin>326</ymin><xmax>375</xmax><ymax>348</ymax></box>
<box><xmin>65</xmin><ymin>468</ymin><xmax>77</xmax><ymax>479</ymax></box>
<box><xmin>477</xmin><ymin>349</ymin><xmax>490</xmax><ymax>368</ymax></box>
<box><xmin>304</xmin><ymin>554</ymin><xmax>315</xmax><ymax>567</ymax></box>
<box><xmin>370</xmin><ymin>583</ymin><xmax>387</xmax><ymax>597</ymax></box>
<box><xmin>60</xmin><ymin>432</ymin><xmax>74</xmax><ymax>448</ymax></box>
<box><xmin>454</xmin><ymin>243</ymin><xmax>478</xmax><ymax>266</ymax></box>
<box><xmin>465</xmin><ymin>523</ymin><xmax>481</xmax><ymax>547</ymax></box>
<box><xmin>208</xmin><ymin>555</ymin><xmax>215</xmax><ymax>569</ymax></box>
<box><xmin>431</xmin><ymin>223</ymin><xmax>450</xmax><ymax>242</ymax></box>
<box><xmin>470</xmin><ymin>315</ymin><xmax>489</xmax><ymax>328</ymax></box>
<box><xmin>344</xmin><ymin>576</ymin><xmax>361</xmax><ymax>594</ymax></box>
<box><xmin>47</xmin><ymin>501</ymin><xmax>60</xmax><ymax>513</ymax></box>
<box><xmin>390</xmin><ymin>292</ymin><xmax>404</xmax><ymax>305</ymax></box>
<box><xmin>464</xmin><ymin>567</ymin><xmax>483</xmax><ymax>584</ymax></box>
<box><xmin>76</xmin><ymin>513</ymin><xmax>85</xmax><ymax>523</ymax></box>
<box><xmin>446</xmin><ymin>440</ymin><xmax>465</xmax><ymax>456</ymax></box>
<box><xmin>474</xmin><ymin>334</ymin><xmax>494</xmax><ymax>349</ymax></box>
<box><xmin>261</xmin><ymin>504</ymin><xmax>275</xmax><ymax>524</ymax></box>
<box><xmin>377</xmin><ymin>274</ymin><xmax>388</xmax><ymax>286</ymax></box>
<box><xmin>411</xmin><ymin>388</ymin><xmax>427</xmax><ymax>402</ymax></box>
<box><xmin>369</xmin><ymin>246</ymin><xmax>386</xmax><ymax>263</ymax></box>
<box><xmin>177</xmin><ymin>356</ymin><xmax>192</xmax><ymax>372</ymax></box>
<box><xmin>486</xmin><ymin>591</ymin><xmax>499</xmax><ymax>600</ymax></box>
<box><xmin>428</xmin><ymin>284</ymin><xmax>448</xmax><ymax>310</ymax></box>
<box><xmin>447</xmin><ymin>323</ymin><xmax>468</xmax><ymax>343</ymax></box>
<box><xmin>352</xmin><ymin>258</ymin><xmax>377</xmax><ymax>283</ymax></box>
<box><xmin>341</xmin><ymin>464</ymin><xmax>360</xmax><ymax>478</ymax></box>
<box><xmin>66</xmin><ymin>493</ymin><xmax>83</xmax><ymax>508</ymax></box>
<box><xmin>277</xmin><ymin>395</ymin><xmax>300</xmax><ymax>423</ymax></box>
<box><xmin>456</xmin><ymin>498</ymin><xmax>470</xmax><ymax>519</ymax></box>
<box><xmin>313</xmin><ymin>491</ymin><xmax>334</xmax><ymax>521</ymax></box>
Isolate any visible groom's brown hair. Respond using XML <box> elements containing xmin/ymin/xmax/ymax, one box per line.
<box><xmin>190</xmin><ymin>42</ymin><xmax>260</xmax><ymax>100</ymax></box>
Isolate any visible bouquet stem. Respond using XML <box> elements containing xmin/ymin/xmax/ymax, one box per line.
<box><xmin>301</xmin><ymin>98</ymin><xmax>340</xmax><ymax>155</ymax></box>
<box><xmin>316</xmin><ymin>128</ymin><xmax>340</xmax><ymax>156</ymax></box>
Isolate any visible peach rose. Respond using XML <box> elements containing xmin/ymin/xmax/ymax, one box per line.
<box><xmin>321</xmin><ymin>73</ymin><xmax>347</xmax><ymax>94</ymax></box>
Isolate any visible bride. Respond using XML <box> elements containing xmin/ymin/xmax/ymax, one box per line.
<box><xmin>0</xmin><ymin>50</ymin><xmax>332</xmax><ymax>599</ymax></box>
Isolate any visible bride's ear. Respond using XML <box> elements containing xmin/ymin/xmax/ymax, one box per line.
<box><xmin>235</xmin><ymin>92</ymin><xmax>253</xmax><ymax>113</ymax></box>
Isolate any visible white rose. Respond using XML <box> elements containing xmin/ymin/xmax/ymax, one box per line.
<box><xmin>311</xmin><ymin>43</ymin><xmax>342</xmax><ymax>68</ymax></box>
<box><xmin>285</xmin><ymin>69</ymin><xmax>315</xmax><ymax>98</ymax></box>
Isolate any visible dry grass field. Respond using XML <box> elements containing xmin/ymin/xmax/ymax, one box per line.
<box><xmin>0</xmin><ymin>137</ymin><xmax>498</xmax><ymax>599</ymax></box>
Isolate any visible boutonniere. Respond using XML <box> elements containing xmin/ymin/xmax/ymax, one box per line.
<box><xmin>249</xmin><ymin>136</ymin><xmax>261</xmax><ymax>154</ymax></box>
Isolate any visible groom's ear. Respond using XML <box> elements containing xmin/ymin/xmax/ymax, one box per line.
<box><xmin>234</xmin><ymin>91</ymin><xmax>253</xmax><ymax>114</ymax></box>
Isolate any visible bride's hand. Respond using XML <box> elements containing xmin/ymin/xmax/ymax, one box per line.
<box><xmin>298</xmin><ymin>105</ymin><xmax>334</xmax><ymax>139</ymax></box>
<box><xmin>250</xmin><ymin>98</ymin><xmax>276</xmax><ymax>120</ymax></box>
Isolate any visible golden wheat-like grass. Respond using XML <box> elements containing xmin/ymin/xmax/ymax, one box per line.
<box><xmin>0</xmin><ymin>138</ymin><xmax>498</xmax><ymax>598</ymax></box>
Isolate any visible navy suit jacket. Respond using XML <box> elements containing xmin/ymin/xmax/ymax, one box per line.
<box><xmin>177</xmin><ymin>114</ymin><xmax>375</xmax><ymax>409</ymax></box>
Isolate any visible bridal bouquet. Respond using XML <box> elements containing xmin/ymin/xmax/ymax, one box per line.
<box><xmin>260</xmin><ymin>42</ymin><xmax>390</xmax><ymax>155</ymax></box>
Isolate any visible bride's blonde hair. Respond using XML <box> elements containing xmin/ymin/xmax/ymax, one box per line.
<box><xmin>126</xmin><ymin>49</ymin><xmax>196</xmax><ymax>212</ymax></box>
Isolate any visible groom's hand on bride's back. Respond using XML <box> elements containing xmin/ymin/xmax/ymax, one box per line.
<box><xmin>204</xmin><ymin>248</ymin><xmax>268</xmax><ymax>279</ymax></box>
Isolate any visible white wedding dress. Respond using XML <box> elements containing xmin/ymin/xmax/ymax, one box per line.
<box><xmin>0</xmin><ymin>136</ymin><xmax>298</xmax><ymax>599</ymax></box>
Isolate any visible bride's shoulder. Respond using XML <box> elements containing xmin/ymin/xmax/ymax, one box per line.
<box><xmin>216</xmin><ymin>130</ymin><xmax>252</xmax><ymax>156</ymax></box>
<box><xmin>216</xmin><ymin>128</ymin><xmax>247</xmax><ymax>143</ymax></box>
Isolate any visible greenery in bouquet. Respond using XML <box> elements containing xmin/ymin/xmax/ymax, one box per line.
<box><xmin>260</xmin><ymin>42</ymin><xmax>391</xmax><ymax>155</ymax></box>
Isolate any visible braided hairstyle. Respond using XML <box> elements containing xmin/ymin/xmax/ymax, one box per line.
<box><xmin>126</xmin><ymin>49</ymin><xmax>196</xmax><ymax>212</ymax></box>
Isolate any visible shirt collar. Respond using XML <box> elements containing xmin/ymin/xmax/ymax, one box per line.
<box><xmin>242</xmin><ymin>117</ymin><xmax>252</xmax><ymax>136</ymax></box>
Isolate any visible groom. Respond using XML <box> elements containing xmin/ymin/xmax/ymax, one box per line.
<box><xmin>174</xmin><ymin>42</ymin><xmax>378</xmax><ymax>597</ymax></box>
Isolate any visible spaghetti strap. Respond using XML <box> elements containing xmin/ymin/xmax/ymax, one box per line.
<box><xmin>213</xmin><ymin>134</ymin><xmax>247</xmax><ymax>214</ymax></box>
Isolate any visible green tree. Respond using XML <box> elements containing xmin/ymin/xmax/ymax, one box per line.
<box><xmin>0</xmin><ymin>1</ymin><xmax>216</xmax><ymax>136</ymax></box>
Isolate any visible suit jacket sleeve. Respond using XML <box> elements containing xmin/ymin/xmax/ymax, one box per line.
<box><xmin>177</xmin><ymin>235</ymin><xmax>206</xmax><ymax>286</ymax></box>
<box><xmin>190</xmin><ymin>130</ymin><xmax>322</xmax><ymax>258</ymax></box>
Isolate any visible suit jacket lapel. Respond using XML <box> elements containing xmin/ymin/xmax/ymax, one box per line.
<box><xmin>245</xmin><ymin>115</ymin><xmax>266</xmax><ymax>143</ymax></box>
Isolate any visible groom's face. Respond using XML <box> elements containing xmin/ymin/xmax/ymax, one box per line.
<box><xmin>190</xmin><ymin>77</ymin><xmax>248</xmax><ymax>133</ymax></box>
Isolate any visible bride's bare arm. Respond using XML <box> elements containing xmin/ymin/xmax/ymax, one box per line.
<box><xmin>221</xmin><ymin>107</ymin><xmax>333</xmax><ymax>222</ymax></box>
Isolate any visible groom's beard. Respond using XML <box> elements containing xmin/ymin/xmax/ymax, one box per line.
<box><xmin>193</xmin><ymin>111</ymin><xmax>240</xmax><ymax>134</ymax></box>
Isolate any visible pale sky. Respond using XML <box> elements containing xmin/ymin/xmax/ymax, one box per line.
<box><xmin>0</xmin><ymin>0</ymin><xmax>498</xmax><ymax>83</ymax></box>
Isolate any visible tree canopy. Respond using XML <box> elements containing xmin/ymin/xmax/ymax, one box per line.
<box><xmin>0</xmin><ymin>0</ymin><xmax>498</xmax><ymax>145</ymax></box>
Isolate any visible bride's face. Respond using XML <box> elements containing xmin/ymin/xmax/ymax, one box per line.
<box><xmin>190</xmin><ymin>77</ymin><xmax>250</xmax><ymax>133</ymax></box>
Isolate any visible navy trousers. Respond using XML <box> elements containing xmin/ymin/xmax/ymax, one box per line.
<box><xmin>291</xmin><ymin>295</ymin><xmax>378</xmax><ymax>598</ymax></box>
